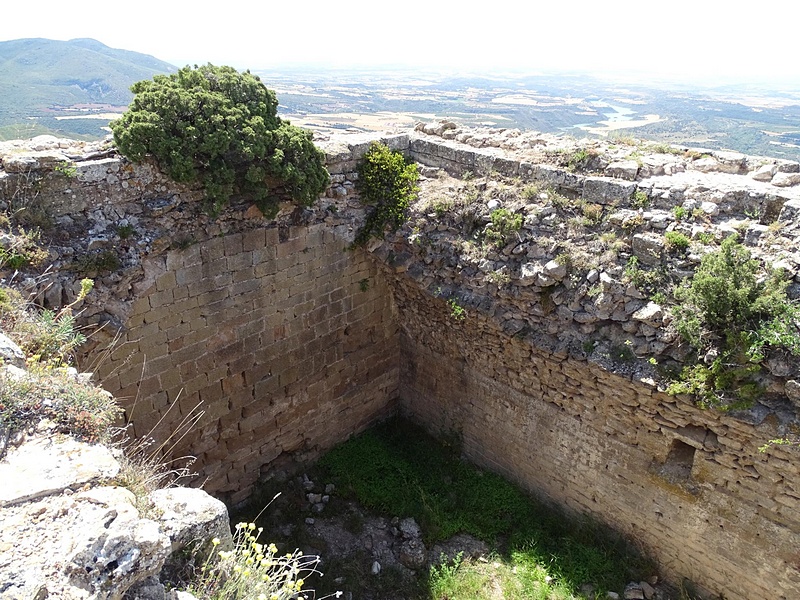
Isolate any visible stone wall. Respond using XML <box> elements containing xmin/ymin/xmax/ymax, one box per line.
<box><xmin>389</xmin><ymin>272</ymin><xmax>799</xmax><ymax>600</ymax></box>
<box><xmin>0</xmin><ymin>135</ymin><xmax>402</xmax><ymax>506</ymax></box>
<box><xmin>95</xmin><ymin>223</ymin><xmax>398</xmax><ymax>504</ymax></box>
<box><xmin>3</xmin><ymin>129</ymin><xmax>800</xmax><ymax>597</ymax></box>
<box><xmin>370</xmin><ymin>125</ymin><xmax>800</xmax><ymax>600</ymax></box>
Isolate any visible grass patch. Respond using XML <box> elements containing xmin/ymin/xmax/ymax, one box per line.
<box><xmin>430</xmin><ymin>552</ymin><xmax>579</xmax><ymax>600</ymax></box>
<box><xmin>0</xmin><ymin>365</ymin><xmax>121</xmax><ymax>449</ymax></box>
<box><xmin>0</xmin><ymin>279</ymin><xmax>119</xmax><ymax>452</ymax></box>
<box><xmin>317</xmin><ymin>417</ymin><xmax>652</xmax><ymax>597</ymax></box>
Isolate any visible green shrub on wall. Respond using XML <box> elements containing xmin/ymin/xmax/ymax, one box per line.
<box><xmin>352</xmin><ymin>142</ymin><xmax>419</xmax><ymax>247</ymax></box>
<box><xmin>669</xmin><ymin>235</ymin><xmax>800</xmax><ymax>407</ymax></box>
<box><xmin>110</xmin><ymin>64</ymin><xmax>329</xmax><ymax>217</ymax></box>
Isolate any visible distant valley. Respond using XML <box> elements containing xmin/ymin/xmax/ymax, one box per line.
<box><xmin>256</xmin><ymin>67</ymin><xmax>800</xmax><ymax>161</ymax></box>
<box><xmin>0</xmin><ymin>38</ymin><xmax>175</xmax><ymax>140</ymax></box>
<box><xmin>2</xmin><ymin>38</ymin><xmax>800</xmax><ymax>162</ymax></box>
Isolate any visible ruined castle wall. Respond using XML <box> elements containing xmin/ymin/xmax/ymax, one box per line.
<box><xmin>378</xmin><ymin>130</ymin><xmax>800</xmax><ymax>600</ymax></box>
<box><xmin>96</xmin><ymin>224</ymin><xmax>398</xmax><ymax>504</ymax></box>
<box><xmin>0</xmin><ymin>140</ymin><xmax>401</xmax><ymax>506</ymax></box>
<box><xmin>4</xmin><ymin>131</ymin><xmax>799</xmax><ymax>596</ymax></box>
<box><xmin>391</xmin><ymin>273</ymin><xmax>799</xmax><ymax>600</ymax></box>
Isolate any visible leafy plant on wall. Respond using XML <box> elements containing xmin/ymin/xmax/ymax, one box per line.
<box><xmin>111</xmin><ymin>64</ymin><xmax>329</xmax><ymax>217</ymax></box>
<box><xmin>351</xmin><ymin>142</ymin><xmax>419</xmax><ymax>247</ymax></box>
<box><xmin>668</xmin><ymin>235</ymin><xmax>800</xmax><ymax>408</ymax></box>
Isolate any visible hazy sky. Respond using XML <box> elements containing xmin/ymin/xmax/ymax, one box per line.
<box><xmin>2</xmin><ymin>0</ymin><xmax>798</xmax><ymax>84</ymax></box>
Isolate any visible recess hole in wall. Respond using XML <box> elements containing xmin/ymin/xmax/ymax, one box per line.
<box><xmin>660</xmin><ymin>439</ymin><xmax>696</xmax><ymax>483</ymax></box>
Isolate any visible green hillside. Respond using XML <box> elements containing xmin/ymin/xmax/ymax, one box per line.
<box><xmin>0</xmin><ymin>38</ymin><xmax>176</xmax><ymax>140</ymax></box>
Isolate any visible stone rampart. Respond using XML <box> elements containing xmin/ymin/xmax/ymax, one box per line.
<box><xmin>2</xmin><ymin>128</ymin><xmax>799</xmax><ymax>597</ymax></box>
<box><xmin>0</xmin><ymin>135</ymin><xmax>403</xmax><ymax>505</ymax></box>
<box><xmin>372</xmin><ymin>126</ymin><xmax>800</xmax><ymax>600</ymax></box>
<box><xmin>389</xmin><ymin>271</ymin><xmax>799</xmax><ymax>600</ymax></box>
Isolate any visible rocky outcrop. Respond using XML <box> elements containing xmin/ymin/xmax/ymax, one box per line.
<box><xmin>0</xmin><ymin>432</ymin><xmax>232</xmax><ymax>599</ymax></box>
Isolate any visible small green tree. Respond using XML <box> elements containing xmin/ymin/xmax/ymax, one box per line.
<box><xmin>485</xmin><ymin>208</ymin><xmax>523</xmax><ymax>246</ymax></box>
<box><xmin>110</xmin><ymin>64</ymin><xmax>329</xmax><ymax>216</ymax></box>
<box><xmin>669</xmin><ymin>235</ymin><xmax>800</xmax><ymax>407</ymax></box>
<box><xmin>352</xmin><ymin>142</ymin><xmax>419</xmax><ymax>247</ymax></box>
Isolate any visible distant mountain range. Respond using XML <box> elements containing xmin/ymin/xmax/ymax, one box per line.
<box><xmin>0</xmin><ymin>38</ymin><xmax>176</xmax><ymax>140</ymax></box>
<box><xmin>3</xmin><ymin>38</ymin><xmax>800</xmax><ymax>162</ymax></box>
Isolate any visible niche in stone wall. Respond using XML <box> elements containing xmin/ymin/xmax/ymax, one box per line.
<box><xmin>657</xmin><ymin>439</ymin><xmax>696</xmax><ymax>484</ymax></box>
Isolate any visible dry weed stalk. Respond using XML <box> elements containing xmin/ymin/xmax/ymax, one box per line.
<box><xmin>112</xmin><ymin>388</ymin><xmax>205</xmax><ymax>515</ymax></box>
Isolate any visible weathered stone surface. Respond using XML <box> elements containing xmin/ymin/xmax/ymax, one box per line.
<box><xmin>631</xmin><ymin>233</ymin><xmax>665</xmax><ymax>266</ymax></box>
<box><xmin>785</xmin><ymin>380</ymin><xmax>800</xmax><ymax>404</ymax></box>
<box><xmin>0</xmin><ymin>332</ymin><xmax>25</xmax><ymax>368</ymax></box>
<box><xmin>65</xmin><ymin>487</ymin><xmax>170</xmax><ymax>599</ymax></box>
<box><xmin>1</xmin><ymin>428</ymin><xmax>238</xmax><ymax>600</ymax></box>
<box><xmin>397</xmin><ymin>538</ymin><xmax>427</xmax><ymax>570</ymax></box>
<box><xmin>639</xmin><ymin>580</ymin><xmax>656</xmax><ymax>599</ymax></box>
<box><xmin>543</xmin><ymin>259</ymin><xmax>567</xmax><ymax>282</ymax></box>
<box><xmin>779</xmin><ymin>199</ymin><xmax>800</xmax><ymax>223</ymax></box>
<box><xmin>623</xmin><ymin>582</ymin><xmax>645</xmax><ymax>599</ymax></box>
<box><xmin>0</xmin><ymin>483</ymin><xmax>170</xmax><ymax>600</ymax></box>
<box><xmin>583</xmin><ymin>177</ymin><xmax>637</xmax><ymax>204</ymax></box>
<box><xmin>518</xmin><ymin>262</ymin><xmax>541</xmax><ymax>286</ymax></box>
<box><xmin>712</xmin><ymin>150</ymin><xmax>746</xmax><ymax>173</ymax></box>
<box><xmin>2</xmin><ymin>150</ymin><xmax>69</xmax><ymax>173</ymax></box>
<box><xmin>688</xmin><ymin>157</ymin><xmax>720</xmax><ymax>173</ymax></box>
<box><xmin>150</xmin><ymin>487</ymin><xmax>233</xmax><ymax>555</ymax></box>
<box><xmin>632</xmin><ymin>302</ymin><xmax>664</xmax><ymax>328</ymax></box>
<box><xmin>772</xmin><ymin>172</ymin><xmax>800</xmax><ymax>187</ymax></box>
<box><xmin>751</xmin><ymin>163</ymin><xmax>775</xmax><ymax>182</ymax></box>
<box><xmin>605</xmin><ymin>160</ymin><xmax>639</xmax><ymax>180</ymax></box>
<box><xmin>0</xmin><ymin>435</ymin><xmax>120</xmax><ymax>506</ymax></box>
<box><xmin>397</xmin><ymin>516</ymin><xmax>421</xmax><ymax>539</ymax></box>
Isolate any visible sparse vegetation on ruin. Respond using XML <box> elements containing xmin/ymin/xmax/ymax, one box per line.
<box><xmin>484</xmin><ymin>208</ymin><xmax>523</xmax><ymax>246</ymax></box>
<box><xmin>668</xmin><ymin>236</ymin><xmax>800</xmax><ymax>407</ymax></box>
<box><xmin>0</xmin><ymin>279</ymin><xmax>121</xmax><ymax>451</ymax></box>
<box><xmin>110</xmin><ymin>64</ymin><xmax>329</xmax><ymax>217</ymax></box>
<box><xmin>352</xmin><ymin>142</ymin><xmax>419</xmax><ymax>247</ymax></box>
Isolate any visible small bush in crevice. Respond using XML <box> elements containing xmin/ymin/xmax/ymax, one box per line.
<box><xmin>669</xmin><ymin>235</ymin><xmax>800</xmax><ymax>407</ymax></box>
<box><xmin>664</xmin><ymin>231</ymin><xmax>690</xmax><ymax>252</ymax></box>
<box><xmin>484</xmin><ymin>208</ymin><xmax>522</xmax><ymax>246</ymax></box>
<box><xmin>72</xmin><ymin>250</ymin><xmax>121</xmax><ymax>274</ymax></box>
<box><xmin>351</xmin><ymin>142</ymin><xmax>419</xmax><ymax>247</ymax></box>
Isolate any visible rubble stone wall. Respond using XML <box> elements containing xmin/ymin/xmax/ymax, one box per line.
<box><xmin>3</xmin><ymin>130</ymin><xmax>799</xmax><ymax>597</ymax></box>
<box><xmin>390</xmin><ymin>272</ymin><xmax>799</xmax><ymax>600</ymax></box>
<box><xmin>372</xmin><ymin>128</ymin><xmax>800</xmax><ymax>600</ymax></box>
